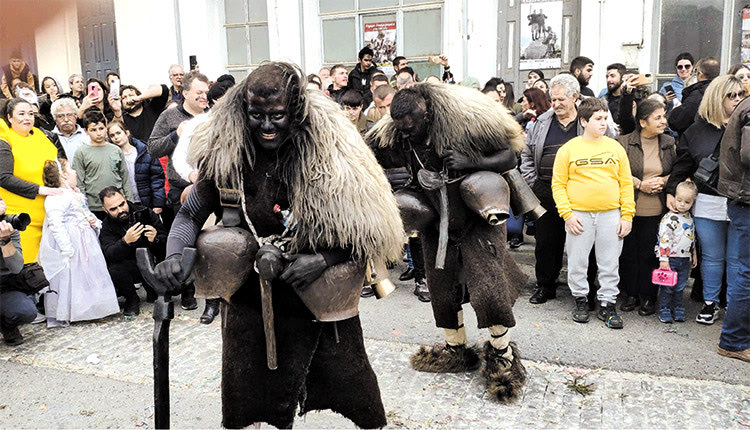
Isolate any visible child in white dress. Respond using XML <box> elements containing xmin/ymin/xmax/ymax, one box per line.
<box><xmin>37</xmin><ymin>159</ymin><xmax>120</xmax><ymax>327</ymax></box>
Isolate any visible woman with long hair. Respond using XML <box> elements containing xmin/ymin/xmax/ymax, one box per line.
<box><xmin>665</xmin><ymin>74</ymin><xmax>744</xmax><ymax>324</ymax></box>
<box><xmin>76</xmin><ymin>77</ymin><xmax>122</xmax><ymax>122</ymax></box>
<box><xmin>516</xmin><ymin>87</ymin><xmax>551</xmax><ymax>130</ymax></box>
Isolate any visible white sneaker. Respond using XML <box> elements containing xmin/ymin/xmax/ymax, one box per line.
<box><xmin>31</xmin><ymin>312</ymin><xmax>46</xmax><ymax>324</ymax></box>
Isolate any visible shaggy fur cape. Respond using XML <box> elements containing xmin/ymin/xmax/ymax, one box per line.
<box><xmin>365</xmin><ymin>82</ymin><xmax>525</xmax><ymax>158</ymax></box>
<box><xmin>190</xmin><ymin>80</ymin><xmax>404</xmax><ymax>265</ymax></box>
<box><xmin>365</xmin><ymin>82</ymin><xmax>529</xmax><ymax>330</ymax></box>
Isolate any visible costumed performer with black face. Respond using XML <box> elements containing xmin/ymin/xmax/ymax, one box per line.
<box><xmin>366</xmin><ymin>83</ymin><xmax>530</xmax><ymax>402</ymax></box>
<box><xmin>153</xmin><ymin>62</ymin><xmax>405</xmax><ymax>428</ymax></box>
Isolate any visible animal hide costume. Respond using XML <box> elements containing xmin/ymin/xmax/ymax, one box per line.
<box><xmin>168</xmin><ymin>63</ymin><xmax>404</xmax><ymax>428</ymax></box>
<box><xmin>366</xmin><ymin>83</ymin><xmax>529</xmax><ymax>402</ymax></box>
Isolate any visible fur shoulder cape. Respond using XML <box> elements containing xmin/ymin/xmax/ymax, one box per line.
<box><xmin>189</xmin><ymin>86</ymin><xmax>405</xmax><ymax>264</ymax></box>
<box><xmin>365</xmin><ymin>83</ymin><xmax>525</xmax><ymax>160</ymax></box>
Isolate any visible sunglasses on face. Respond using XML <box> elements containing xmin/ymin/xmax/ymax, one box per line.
<box><xmin>726</xmin><ymin>91</ymin><xmax>745</xmax><ymax>100</ymax></box>
<box><xmin>676</xmin><ymin>64</ymin><xmax>692</xmax><ymax>70</ymax></box>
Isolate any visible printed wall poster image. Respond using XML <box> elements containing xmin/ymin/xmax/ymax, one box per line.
<box><xmin>365</xmin><ymin>21</ymin><xmax>397</xmax><ymax>66</ymax></box>
<box><xmin>742</xmin><ymin>8</ymin><xmax>750</xmax><ymax>64</ymax></box>
<box><xmin>519</xmin><ymin>0</ymin><xmax>562</xmax><ymax>69</ymax></box>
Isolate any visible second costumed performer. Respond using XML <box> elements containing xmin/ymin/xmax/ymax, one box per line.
<box><xmin>366</xmin><ymin>82</ymin><xmax>530</xmax><ymax>401</ymax></box>
<box><xmin>153</xmin><ymin>62</ymin><xmax>404</xmax><ymax>428</ymax></box>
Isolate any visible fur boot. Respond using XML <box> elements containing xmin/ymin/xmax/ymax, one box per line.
<box><xmin>481</xmin><ymin>341</ymin><xmax>527</xmax><ymax>403</ymax></box>
<box><xmin>410</xmin><ymin>343</ymin><xmax>481</xmax><ymax>373</ymax></box>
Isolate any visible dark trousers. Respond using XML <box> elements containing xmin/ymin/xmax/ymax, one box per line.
<box><xmin>532</xmin><ymin>181</ymin><xmax>597</xmax><ymax>293</ymax></box>
<box><xmin>658</xmin><ymin>256</ymin><xmax>690</xmax><ymax>310</ymax></box>
<box><xmin>0</xmin><ymin>290</ymin><xmax>37</xmax><ymax>329</ymax></box>
<box><xmin>107</xmin><ymin>259</ymin><xmax>143</xmax><ymax>300</ymax></box>
<box><xmin>107</xmin><ymin>258</ymin><xmax>193</xmax><ymax>302</ymax></box>
<box><xmin>409</xmin><ymin>236</ymin><xmax>426</xmax><ymax>281</ymax></box>
<box><xmin>619</xmin><ymin>215</ymin><xmax>661</xmax><ymax>300</ymax></box>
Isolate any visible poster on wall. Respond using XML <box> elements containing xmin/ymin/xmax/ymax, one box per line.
<box><xmin>742</xmin><ymin>8</ymin><xmax>750</xmax><ymax>64</ymax></box>
<box><xmin>364</xmin><ymin>21</ymin><xmax>397</xmax><ymax>66</ymax></box>
<box><xmin>519</xmin><ymin>0</ymin><xmax>562</xmax><ymax>70</ymax></box>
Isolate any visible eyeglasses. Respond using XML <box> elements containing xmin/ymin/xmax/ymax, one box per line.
<box><xmin>725</xmin><ymin>91</ymin><xmax>746</xmax><ymax>100</ymax></box>
<box><xmin>676</xmin><ymin>64</ymin><xmax>692</xmax><ymax>70</ymax></box>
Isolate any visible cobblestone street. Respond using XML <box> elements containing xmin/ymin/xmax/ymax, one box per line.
<box><xmin>1</xmin><ymin>244</ymin><xmax>749</xmax><ymax>428</ymax></box>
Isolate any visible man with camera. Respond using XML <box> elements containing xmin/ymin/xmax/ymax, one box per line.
<box><xmin>0</xmin><ymin>197</ymin><xmax>35</xmax><ymax>346</ymax></box>
<box><xmin>98</xmin><ymin>186</ymin><xmax>168</xmax><ymax>316</ymax></box>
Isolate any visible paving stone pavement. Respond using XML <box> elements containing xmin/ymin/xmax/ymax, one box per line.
<box><xmin>2</xmin><ymin>302</ymin><xmax>749</xmax><ymax>429</ymax></box>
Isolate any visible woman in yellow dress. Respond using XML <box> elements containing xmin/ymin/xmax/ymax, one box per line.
<box><xmin>0</xmin><ymin>98</ymin><xmax>63</xmax><ymax>263</ymax></box>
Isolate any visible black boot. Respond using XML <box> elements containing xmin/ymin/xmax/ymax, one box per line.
<box><xmin>200</xmin><ymin>298</ymin><xmax>221</xmax><ymax>324</ymax></box>
<box><xmin>529</xmin><ymin>285</ymin><xmax>556</xmax><ymax>304</ymax></box>
<box><xmin>181</xmin><ymin>283</ymin><xmax>198</xmax><ymax>310</ymax></box>
<box><xmin>1</xmin><ymin>323</ymin><xmax>23</xmax><ymax>346</ymax></box>
<box><xmin>123</xmin><ymin>294</ymin><xmax>140</xmax><ymax>316</ymax></box>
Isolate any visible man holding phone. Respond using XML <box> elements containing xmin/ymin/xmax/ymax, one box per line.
<box><xmin>660</xmin><ymin>52</ymin><xmax>694</xmax><ymax>111</ymax></box>
<box><xmin>98</xmin><ymin>187</ymin><xmax>167</xmax><ymax>316</ymax></box>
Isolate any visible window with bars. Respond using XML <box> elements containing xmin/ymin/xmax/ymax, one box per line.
<box><xmin>224</xmin><ymin>0</ymin><xmax>270</xmax><ymax>80</ymax></box>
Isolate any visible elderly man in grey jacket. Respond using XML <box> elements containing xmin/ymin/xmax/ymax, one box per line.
<box><xmin>520</xmin><ymin>74</ymin><xmax>618</xmax><ymax>307</ymax></box>
<box><xmin>0</xmin><ymin>197</ymin><xmax>34</xmax><ymax>346</ymax></box>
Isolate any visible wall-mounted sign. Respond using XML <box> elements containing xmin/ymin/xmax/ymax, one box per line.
<box><xmin>519</xmin><ymin>0</ymin><xmax>562</xmax><ymax>69</ymax></box>
<box><xmin>365</xmin><ymin>21</ymin><xmax>397</xmax><ymax>66</ymax></box>
<box><xmin>742</xmin><ymin>8</ymin><xmax>750</xmax><ymax>64</ymax></box>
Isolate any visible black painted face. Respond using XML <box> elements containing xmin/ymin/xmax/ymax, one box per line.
<box><xmin>247</xmin><ymin>92</ymin><xmax>291</xmax><ymax>151</ymax></box>
<box><xmin>392</xmin><ymin>110</ymin><xmax>428</xmax><ymax>145</ymax></box>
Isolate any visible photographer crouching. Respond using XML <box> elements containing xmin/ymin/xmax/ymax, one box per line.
<box><xmin>0</xmin><ymin>197</ymin><xmax>35</xmax><ymax>346</ymax></box>
<box><xmin>98</xmin><ymin>186</ymin><xmax>169</xmax><ymax>316</ymax></box>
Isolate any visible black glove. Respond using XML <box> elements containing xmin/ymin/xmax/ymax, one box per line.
<box><xmin>256</xmin><ymin>244</ymin><xmax>286</xmax><ymax>280</ymax></box>
<box><xmin>279</xmin><ymin>253</ymin><xmax>327</xmax><ymax>291</ymax></box>
<box><xmin>385</xmin><ymin>167</ymin><xmax>410</xmax><ymax>190</ymax></box>
<box><xmin>153</xmin><ymin>254</ymin><xmax>184</xmax><ymax>295</ymax></box>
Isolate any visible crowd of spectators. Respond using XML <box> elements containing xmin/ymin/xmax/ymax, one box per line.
<box><xmin>0</xmin><ymin>48</ymin><xmax>747</xmax><ymax>363</ymax></box>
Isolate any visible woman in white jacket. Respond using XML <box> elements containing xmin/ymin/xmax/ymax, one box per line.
<box><xmin>37</xmin><ymin>159</ymin><xmax>119</xmax><ymax>327</ymax></box>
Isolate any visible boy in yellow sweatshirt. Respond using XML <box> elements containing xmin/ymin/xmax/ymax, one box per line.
<box><xmin>551</xmin><ymin>98</ymin><xmax>635</xmax><ymax>329</ymax></box>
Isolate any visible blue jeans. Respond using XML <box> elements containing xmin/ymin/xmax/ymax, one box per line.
<box><xmin>506</xmin><ymin>208</ymin><xmax>524</xmax><ymax>237</ymax></box>
<box><xmin>0</xmin><ymin>290</ymin><xmax>37</xmax><ymax>329</ymax></box>
<box><xmin>694</xmin><ymin>217</ymin><xmax>728</xmax><ymax>304</ymax></box>
<box><xmin>658</xmin><ymin>257</ymin><xmax>690</xmax><ymax>310</ymax></box>
<box><xmin>719</xmin><ymin>203</ymin><xmax>750</xmax><ymax>352</ymax></box>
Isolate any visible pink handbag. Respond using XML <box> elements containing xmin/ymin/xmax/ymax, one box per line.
<box><xmin>652</xmin><ymin>268</ymin><xmax>678</xmax><ymax>287</ymax></box>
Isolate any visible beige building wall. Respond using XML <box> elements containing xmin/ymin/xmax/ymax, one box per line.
<box><xmin>34</xmin><ymin>5</ymin><xmax>82</xmax><ymax>89</ymax></box>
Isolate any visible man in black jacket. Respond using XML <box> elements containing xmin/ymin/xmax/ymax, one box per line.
<box><xmin>348</xmin><ymin>47</ymin><xmax>382</xmax><ymax>107</ymax></box>
<box><xmin>98</xmin><ymin>187</ymin><xmax>167</xmax><ymax>316</ymax></box>
<box><xmin>668</xmin><ymin>57</ymin><xmax>720</xmax><ymax>135</ymax></box>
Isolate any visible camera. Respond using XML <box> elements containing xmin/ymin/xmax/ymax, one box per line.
<box><xmin>0</xmin><ymin>213</ymin><xmax>31</xmax><ymax>231</ymax></box>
